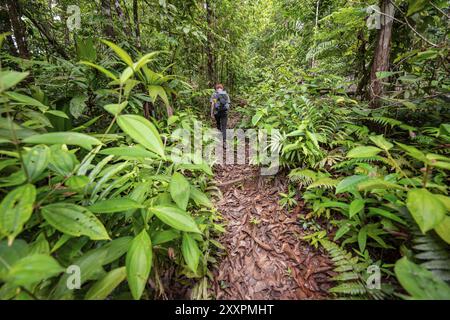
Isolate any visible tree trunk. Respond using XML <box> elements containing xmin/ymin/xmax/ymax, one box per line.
<box><xmin>133</xmin><ymin>0</ymin><xmax>141</xmax><ymax>50</ymax></box>
<box><xmin>114</xmin><ymin>0</ymin><xmax>131</xmax><ymax>36</ymax></box>
<box><xmin>5</xmin><ymin>0</ymin><xmax>30</xmax><ymax>59</ymax></box>
<box><xmin>101</xmin><ymin>0</ymin><xmax>115</xmax><ymax>39</ymax></box>
<box><xmin>368</xmin><ymin>0</ymin><xmax>394</xmax><ymax>108</ymax></box>
<box><xmin>205</xmin><ymin>0</ymin><xmax>216</xmax><ymax>87</ymax></box>
<box><xmin>356</xmin><ymin>29</ymin><xmax>368</xmax><ymax>97</ymax></box>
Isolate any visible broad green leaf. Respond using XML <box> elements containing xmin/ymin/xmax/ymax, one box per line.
<box><xmin>349</xmin><ymin>199</ymin><xmax>365</xmax><ymax>218</ymax></box>
<box><xmin>407</xmin><ymin>0</ymin><xmax>430</xmax><ymax>16</ymax></box>
<box><xmin>0</xmin><ymin>239</ymin><xmax>29</xmax><ymax>279</ymax></box>
<box><xmin>41</xmin><ymin>203</ymin><xmax>110</xmax><ymax>240</ymax></box>
<box><xmin>434</xmin><ymin>195</ymin><xmax>450</xmax><ymax>211</ymax></box>
<box><xmin>182</xmin><ymin>233</ymin><xmax>200</xmax><ymax>274</ymax></box>
<box><xmin>396</xmin><ymin>142</ymin><xmax>427</xmax><ymax>163</ymax></box>
<box><xmin>170</xmin><ymin>172</ymin><xmax>190</xmax><ymax>210</ymax></box>
<box><xmin>65</xmin><ymin>175</ymin><xmax>89</xmax><ymax>191</ymax></box>
<box><xmin>48</xmin><ymin>146</ymin><xmax>79</xmax><ymax>176</ymax></box>
<box><xmin>23</xmin><ymin>132</ymin><xmax>101</xmax><ymax>150</ymax></box>
<box><xmin>0</xmin><ymin>184</ymin><xmax>36</xmax><ymax>244</ymax></box>
<box><xmin>347</xmin><ymin>146</ymin><xmax>382</xmax><ymax>158</ymax></box>
<box><xmin>368</xmin><ymin>207</ymin><xmax>406</xmax><ymax>225</ymax></box>
<box><xmin>88</xmin><ymin>198</ymin><xmax>143</xmax><ymax>213</ymax></box>
<box><xmin>406</xmin><ymin>189</ymin><xmax>446</xmax><ymax>233</ymax></box>
<box><xmin>85</xmin><ymin>267</ymin><xmax>127</xmax><ymax>300</ymax></box>
<box><xmin>148</xmin><ymin>85</ymin><xmax>170</xmax><ymax>107</ymax></box>
<box><xmin>6</xmin><ymin>254</ymin><xmax>64</xmax><ymax>286</ymax></box>
<box><xmin>358</xmin><ymin>226</ymin><xmax>367</xmax><ymax>253</ymax></box>
<box><xmin>0</xmin><ymin>71</ymin><xmax>29</xmax><ymax>92</ymax></box>
<box><xmin>120</xmin><ymin>67</ymin><xmax>134</xmax><ymax>84</ymax></box>
<box><xmin>46</xmin><ymin>110</ymin><xmax>69</xmax><ymax>119</ymax></box>
<box><xmin>101</xmin><ymin>39</ymin><xmax>134</xmax><ymax>67</ymax></box>
<box><xmin>126</xmin><ymin>230</ymin><xmax>152</xmax><ymax>300</ymax></box>
<box><xmin>335</xmin><ymin>175</ymin><xmax>369</xmax><ymax>194</ymax></box>
<box><xmin>190</xmin><ymin>186</ymin><xmax>213</xmax><ymax>208</ymax></box>
<box><xmin>150</xmin><ymin>205</ymin><xmax>201</xmax><ymax>233</ymax></box>
<box><xmin>333</xmin><ymin>224</ymin><xmax>351</xmax><ymax>241</ymax></box>
<box><xmin>80</xmin><ymin>61</ymin><xmax>118</xmax><ymax>81</ymax></box>
<box><xmin>434</xmin><ymin>216</ymin><xmax>450</xmax><ymax>245</ymax></box>
<box><xmin>23</xmin><ymin>145</ymin><xmax>50</xmax><ymax>181</ymax></box>
<box><xmin>152</xmin><ymin>229</ymin><xmax>180</xmax><ymax>245</ymax></box>
<box><xmin>369</xmin><ymin>135</ymin><xmax>393</xmax><ymax>151</ymax></box>
<box><xmin>133</xmin><ymin>52</ymin><xmax>160</xmax><ymax>71</ymax></box>
<box><xmin>69</xmin><ymin>95</ymin><xmax>87</xmax><ymax>119</ymax></box>
<box><xmin>358</xmin><ymin>179</ymin><xmax>406</xmax><ymax>191</ymax></box>
<box><xmin>6</xmin><ymin>92</ymin><xmax>48</xmax><ymax>112</ymax></box>
<box><xmin>103</xmin><ymin>101</ymin><xmax>128</xmax><ymax>116</ymax></box>
<box><xmin>395</xmin><ymin>257</ymin><xmax>450</xmax><ymax>299</ymax></box>
<box><xmin>117</xmin><ymin>115</ymin><xmax>164</xmax><ymax>157</ymax></box>
<box><xmin>99</xmin><ymin>145</ymin><xmax>155</xmax><ymax>158</ymax></box>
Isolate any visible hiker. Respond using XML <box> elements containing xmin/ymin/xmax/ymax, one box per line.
<box><xmin>210</xmin><ymin>83</ymin><xmax>231</xmax><ymax>141</ymax></box>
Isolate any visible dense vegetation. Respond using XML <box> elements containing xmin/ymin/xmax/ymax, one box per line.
<box><xmin>0</xmin><ymin>0</ymin><xmax>449</xmax><ymax>300</ymax></box>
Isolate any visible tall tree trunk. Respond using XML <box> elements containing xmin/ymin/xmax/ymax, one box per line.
<box><xmin>101</xmin><ymin>0</ymin><xmax>115</xmax><ymax>39</ymax></box>
<box><xmin>132</xmin><ymin>0</ymin><xmax>141</xmax><ymax>50</ymax></box>
<box><xmin>356</xmin><ymin>29</ymin><xmax>368</xmax><ymax>97</ymax></box>
<box><xmin>114</xmin><ymin>0</ymin><xmax>131</xmax><ymax>36</ymax></box>
<box><xmin>368</xmin><ymin>0</ymin><xmax>394</xmax><ymax>108</ymax></box>
<box><xmin>0</xmin><ymin>4</ymin><xmax>18</xmax><ymax>56</ymax></box>
<box><xmin>5</xmin><ymin>0</ymin><xmax>30</xmax><ymax>59</ymax></box>
<box><xmin>205</xmin><ymin>0</ymin><xmax>216</xmax><ymax>87</ymax></box>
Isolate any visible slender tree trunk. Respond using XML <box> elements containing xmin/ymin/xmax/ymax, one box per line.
<box><xmin>114</xmin><ymin>0</ymin><xmax>131</xmax><ymax>36</ymax></box>
<box><xmin>368</xmin><ymin>0</ymin><xmax>395</xmax><ymax>108</ymax></box>
<box><xmin>5</xmin><ymin>0</ymin><xmax>30</xmax><ymax>59</ymax></box>
<box><xmin>0</xmin><ymin>4</ymin><xmax>18</xmax><ymax>56</ymax></box>
<box><xmin>101</xmin><ymin>0</ymin><xmax>115</xmax><ymax>39</ymax></box>
<box><xmin>356</xmin><ymin>29</ymin><xmax>368</xmax><ymax>97</ymax></box>
<box><xmin>311</xmin><ymin>0</ymin><xmax>320</xmax><ymax>68</ymax></box>
<box><xmin>205</xmin><ymin>0</ymin><xmax>216</xmax><ymax>87</ymax></box>
<box><xmin>133</xmin><ymin>0</ymin><xmax>141</xmax><ymax>50</ymax></box>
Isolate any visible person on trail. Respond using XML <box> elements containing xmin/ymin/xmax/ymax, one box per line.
<box><xmin>210</xmin><ymin>83</ymin><xmax>231</xmax><ymax>141</ymax></box>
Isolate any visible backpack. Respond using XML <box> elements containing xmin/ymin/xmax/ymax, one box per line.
<box><xmin>215</xmin><ymin>92</ymin><xmax>229</xmax><ymax>112</ymax></box>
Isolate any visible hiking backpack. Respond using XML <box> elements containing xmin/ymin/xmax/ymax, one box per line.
<box><xmin>215</xmin><ymin>92</ymin><xmax>230</xmax><ymax>112</ymax></box>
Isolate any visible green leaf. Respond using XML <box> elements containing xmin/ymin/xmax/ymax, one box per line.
<box><xmin>101</xmin><ymin>40</ymin><xmax>134</xmax><ymax>67</ymax></box>
<box><xmin>358</xmin><ymin>179</ymin><xmax>406</xmax><ymax>191</ymax></box>
<box><xmin>406</xmin><ymin>189</ymin><xmax>446</xmax><ymax>233</ymax></box>
<box><xmin>190</xmin><ymin>186</ymin><xmax>213</xmax><ymax>208</ymax></box>
<box><xmin>69</xmin><ymin>95</ymin><xmax>87</xmax><ymax>119</ymax></box>
<box><xmin>46</xmin><ymin>110</ymin><xmax>69</xmax><ymax>119</ymax></box>
<box><xmin>182</xmin><ymin>233</ymin><xmax>201</xmax><ymax>274</ymax></box>
<box><xmin>369</xmin><ymin>135</ymin><xmax>393</xmax><ymax>151</ymax></box>
<box><xmin>0</xmin><ymin>71</ymin><xmax>29</xmax><ymax>92</ymax></box>
<box><xmin>117</xmin><ymin>115</ymin><xmax>164</xmax><ymax>157</ymax></box>
<box><xmin>395</xmin><ymin>257</ymin><xmax>450</xmax><ymax>299</ymax></box>
<box><xmin>396</xmin><ymin>142</ymin><xmax>427</xmax><ymax>163</ymax></box>
<box><xmin>126</xmin><ymin>230</ymin><xmax>152</xmax><ymax>300</ymax></box>
<box><xmin>0</xmin><ymin>239</ymin><xmax>29</xmax><ymax>279</ymax></box>
<box><xmin>85</xmin><ymin>267</ymin><xmax>127</xmax><ymax>300</ymax></box>
<box><xmin>88</xmin><ymin>198</ymin><xmax>143</xmax><ymax>213</ymax></box>
<box><xmin>335</xmin><ymin>175</ymin><xmax>369</xmax><ymax>194</ymax></box>
<box><xmin>150</xmin><ymin>206</ymin><xmax>201</xmax><ymax>233</ymax></box>
<box><xmin>434</xmin><ymin>216</ymin><xmax>450</xmax><ymax>245</ymax></box>
<box><xmin>41</xmin><ymin>203</ymin><xmax>110</xmax><ymax>240</ymax></box>
<box><xmin>48</xmin><ymin>146</ymin><xmax>79</xmax><ymax>176</ymax></box>
<box><xmin>0</xmin><ymin>184</ymin><xmax>36</xmax><ymax>244</ymax></box>
<box><xmin>133</xmin><ymin>52</ymin><xmax>160</xmax><ymax>71</ymax></box>
<box><xmin>349</xmin><ymin>199</ymin><xmax>364</xmax><ymax>218</ymax></box>
<box><xmin>148</xmin><ymin>85</ymin><xmax>170</xmax><ymax>107</ymax></box>
<box><xmin>23</xmin><ymin>145</ymin><xmax>50</xmax><ymax>181</ymax></box>
<box><xmin>80</xmin><ymin>61</ymin><xmax>118</xmax><ymax>81</ymax></box>
<box><xmin>6</xmin><ymin>254</ymin><xmax>64</xmax><ymax>286</ymax></box>
<box><xmin>358</xmin><ymin>226</ymin><xmax>367</xmax><ymax>253</ymax></box>
<box><xmin>152</xmin><ymin>230</ymin><xmax>180</xmax><ymax>245</ymax></box>
<box><xmin>347</xmin><ymin>146</ymin><xmax>382</xmax><ymax>158</ymax></box>
<box><xmin>23</xmin><ymin>132</ymin><xmax>101</xmax><ymax>150</ymax></box>
<box><xmin>99</xmin><ymin>145</ymin><xmax>156</xmax><ymax>158</ymax></box>
<box><xmin>6</xmin><ymin>92</ymin><xmax>48</xmax><ymax>112</ymax></box>
<box><xmin>368</xmin><ymin>207</ymin><xmax>407</xmax><ymax>225</ymax></box>
<box><xmin>103</xmin><ymin>101</ymin><xmax>128</xmax><ymax>116</ymax></box>
<box><xmin>170</xmin><ymin>172</ymin><xmax>190</xmax><ymax>210</ymax></box>
<box><xmin>334</xmin><ymin>224</ymin><xmax>351</xmax><ymax>241</ymax></box>
<box><xmin>407</xmin><ymin>0</ymin><xmax>430</xmax><ymax>16</ymax></box>
<box><xmin>120</xmin><ymin>66</ymin><xmax>134</xmax><ymax>84</ymax></box>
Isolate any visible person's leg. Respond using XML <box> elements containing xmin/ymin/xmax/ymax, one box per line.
<box><xmin>214</xmin><ymin>113</ymin><xmax>221</xmax><ymax>130</ymax></box>
<box><xmin>220</xmin><ymin>111</ymin><xmax>228</xmax><ymax>142</ymax></box>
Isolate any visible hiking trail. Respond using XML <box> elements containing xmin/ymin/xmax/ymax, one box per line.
<box><xmin>211</xmin><ymin>112</ymin><xmax>335</xmax><ymax>300</ymax></box>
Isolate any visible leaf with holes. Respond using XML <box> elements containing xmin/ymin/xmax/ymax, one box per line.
<box><xmin>41</xmin><ymin>203</ymin><xmax>110</xmax><ymax>240</ymax></box>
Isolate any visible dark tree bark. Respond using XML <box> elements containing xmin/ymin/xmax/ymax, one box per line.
<box><xmin>23</xmin><ymin>10</ymin><xmax>69</xmax><ymax>59</ymax></box>
<box><xmin>114</xmin><ymin>0</ymin><xmax>131</xmax><ymax>36</ymax></box>
<box><xmin>101</xmin><ymin>0</ymin><xmax>115</xmax><ymax>39</ymax></box>
<box><xmin>0</xmin><ymin>4</ymin><xmax>18</xmax><ymax>56</ymax></box>
<box><xmin>356</xmin><ymin>30</ymin><xmax>368</xmax><ymax>97</ymax></box>
<box><xmin>368</xmin><ymin>0</ymin><xmax>395</xmax><ymax>108</ymax></box>
<box><xmin>5</xmin><ymin>0</ymin><xmax>30</xmax><ymax>59</ymax></box>
<box><xmin>205</xmin><ymin>0</ymin><xmax>216</xmax><ymax>87</ymax></box>
<box><xmin>133</xmin><ymin>0</ymin><xmax>141</xmax><ymax>50</ymax></box>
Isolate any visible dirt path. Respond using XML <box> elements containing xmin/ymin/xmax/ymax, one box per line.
<box><xmin>211</xmin><ymin>112</ymin><xmax>334</xmax><ymax>300</ymax></box>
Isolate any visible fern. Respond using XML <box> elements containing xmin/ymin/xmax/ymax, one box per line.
<box><xmin>319</xmin><ymin>239</ymin><xmax>390</xmax><ymax>299</ymax></box>
<box><xmin>288</xmin><ymin>168</ymin><xmax>317</xmax><ymax>187</ymax></box>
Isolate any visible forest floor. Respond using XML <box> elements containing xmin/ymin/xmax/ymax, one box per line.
<box><xmin>210</xmin><ymin>112</ymin><xmax>335</xmax><ymax>299</ymax></box>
